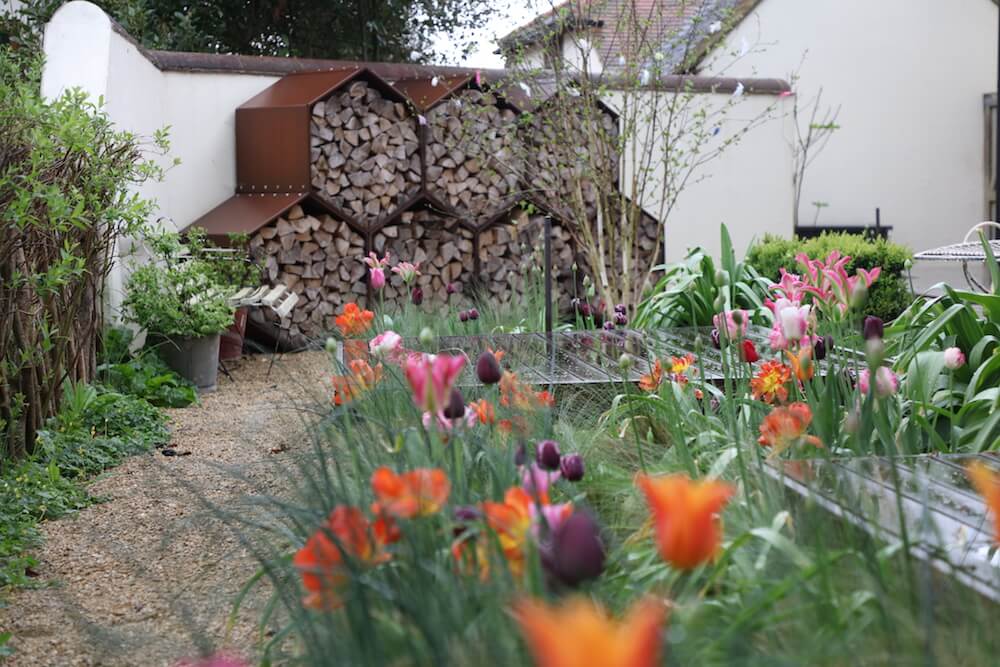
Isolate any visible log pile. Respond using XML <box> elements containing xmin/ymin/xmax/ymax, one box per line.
<box><xmin>425</xmin><ymin>90</ymin><xmax>521</xmax><ymax>225</ymax></box>
<box><xmin>373</xmin><ymin>209</ymin><xmax>473</xmax><ymax>305</ymax></box>
<box><xmin>248</xmin><ymin>205</ymin><xmax>365</xmax><ymax>342</ymax></box>
<box><xmin>523</xmin><ymin>99</ymin><xmax>620</xmax><ymax>221</ymax></box>
<box><xmin>309</xmin><ymin>80</ymin><xmax>421</xmax><ymax>226</ymax></box>
<box><xmin>476</xmin><ymin>211</ymin><xmax>580</xmax><ymax>309</ymax></box>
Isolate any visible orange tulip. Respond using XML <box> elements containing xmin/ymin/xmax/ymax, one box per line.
<box><xmin>292</xmin><ymin>506</ymin><xmax>390</xmax><ymax>608</ymax></box>
<box><xmin>469</xmin><ymin>398</ymin><xmax>496</xmax><ymax>425</ymax></box>
<box><xmin>967</xmin><ymin>462</ymin><xmax>1000</xmax><ymax>544</ymax></box>
<box><xmin>513</xmin><ymin>596</ymin><xmax>666</xmax><ymax>667</ymax></box>
<box><xmin>757</xmin><ymin>402</ymin><xmax>823</xmax><ymax>456</ymax></box>
<box><xmin>335</xmin><ymin>302</ymin><xmax>375</xmax><ymax>337</ymax></box>
<box><xmin>488</xmin><ymin>346</ymin><xmax>506</xmax><ymax>363</ymax></box>
<box><xmin>331</xmin><ymin>360</ymin><xmax>383</xmax><ymax>405</ymax></box>
<box><xmin>500</xmin><ymin>371</ymin><xmax>555</xmax><ymax>410</ymax></box>
<box><xmin>785</xmin><ymin>346</ymin><xmax>814</xmax><ymax>382</ymax></box>
<box><xmin>370</xmin><ymin>467</ymin><xmax>450</xmax><ymax>519</ymax></box>
<box><xmin>637</xmin><ymin>473</ymin><xmax>734</xmax><ymax>570</ymax></box>
<box><xmin>638</xmin><ymin>359</ymin><xmax>663</xmax><ymax>392</ymax></box>
<box><xmin>750</xmin><ymin>360</ymin><xmax>791</xmax><ymax>404</ymax></box>
<box><xmin>670</xmin><ymin>353</ymin><xmax>695</xmax><ymax>375</ymax></box>
<box><xmin>481</xmin><ymin>486</ymin><xmax>534</xmax><ymax>576</ymax></box>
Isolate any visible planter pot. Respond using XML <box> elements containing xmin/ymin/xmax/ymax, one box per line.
<box><xmin>219</xmin><ymin>307</ymin><xmax>249</xmax><ymax>361</ymax></box>
<box><xmin>157</xmin><ymin>333</ymin><xmax>221</xmax><ymax>393</ymax></box>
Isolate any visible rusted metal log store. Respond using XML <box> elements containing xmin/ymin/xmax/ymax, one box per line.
<box><xmin>191</xmin><ymin>64</ymin><xmax>659</xmax><ymax>345</ymax></box>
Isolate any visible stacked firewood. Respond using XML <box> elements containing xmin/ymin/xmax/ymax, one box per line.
<box><xmin>425</xmin><ymin>90</ymin><xmax>521</xmax><ymax>225</ymax></box>
<box><xmin>309</xmin><ymin>80</ymin><xmax>421</xmax><ymax>225</ymax></box>
<box><xmin>522</xmin><ymin>99</ymin><xmax>620</xmax><ymax>221</ymax></box>
<box><xmin>248</xmin><ymin>205</ymin><xmax>365</xmax><ymax>342</ymax></box>
<box><xmin>373</xmin><ymin>209</ymin><xmax>473</xmax><ymax>305</ymax></box>
<box><xmin>476</xmin><ymin>210</ymin><xmax>580</xmax><ymax>309</ymax></box>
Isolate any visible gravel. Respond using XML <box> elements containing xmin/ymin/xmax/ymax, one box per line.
<box><xmin>0</xmin><ymin>351</ymin><xmax>332</xmax><ymax>666</ymax></box>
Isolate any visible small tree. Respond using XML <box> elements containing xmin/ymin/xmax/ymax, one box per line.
<box><xmin>488</xmin><ymin>0</ymin><xmax>780</xmax><ymax>311</ymax></box>
<box><xmin>0</xmin><ymin>52</ymin><xmax>165</xmax><ymax>460</ymax></box>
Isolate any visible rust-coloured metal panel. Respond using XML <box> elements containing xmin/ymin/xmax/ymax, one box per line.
<box><xmin>392</xmin><ymin>75</ymin><xmax>473</xmax><ymax>111</ymax></box>
<box><xmin>189</xmin><ymin>192</ymin><xmax>308</xmax><ymax>241</ymax></box>
<box><xmin>240</xmin><ymin>67</ymin><xmax>363</xmax><ymax>108</ymax></box>
<box><xmin>236</xmin><ymin>106</ymin><xmax>310</xmax><ymax>192</ymax></box>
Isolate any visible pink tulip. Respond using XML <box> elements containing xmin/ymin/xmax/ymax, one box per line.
<box><xmin>944</xmin><ymin>347</ymin><xmax>966</xmax><ymax>370</ymax></box>
<box><xmin>530</xmin><ymin>502</ymin><xmax>573</xmax><ymax>538</ymax></box>
<box><xmin>768</xmin><ymin>323</ymin><xmax>788</xmax><ymax>351</ymax></box>
<box><xmin>859</xmin><ymin>367</ymin><xmax>899</xmax><ymax>397</ymax></box>
<box><xmin>369</xmin><ymin>267</ymin><xmax>386</xmax><ymax>290</ymax></box>
<box><xmin>392</xmin><ymin>261</ymin><xmax>421</xmax><ymax>285</ymax></box>
<box><xmin>369</xmin><ymin>330</ymin><xmax>402</xmax><ymax>357</ymax></box>
<box><xmin>405</xmin><ymin>353</ymin><xmax>465</xmax><ymax>413</ymax></box>
<box><xmin>712</xmin><ymin>309</ymin><xmax>749</xmax><ymax>340</ymax></box>
<box><xmin>522</xmin><ymin>463</ymin><xmax>560</xmax><ymax>499</ymax></box>
<box><xmin>768</xmin><ymin>268</ymin><xmax>808</xmax><ymax>305</ymax></box>
<box><xmin>776</xmin><ymin>301</ymin><xmax>810</xmax><ymax>342</ymax></box>
<box><xmin>422</xmin><ymin>408</ymin><xmax>476</xmax><ymax>431</ymax></box>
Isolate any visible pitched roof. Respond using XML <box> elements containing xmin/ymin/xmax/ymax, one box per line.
<box><xmin>498</xmin><ymin>0</ymin><xmax>764</xmax><ymax>73</ymax></box>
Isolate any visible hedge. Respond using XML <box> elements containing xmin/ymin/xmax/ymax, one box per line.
<box><xmin>745</xmin><ymin>232</ymin><xmax>913</xmax><ymax>323</ymax></box>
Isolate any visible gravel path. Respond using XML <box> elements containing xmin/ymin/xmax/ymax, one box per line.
<box><xmin>0</xmin><ymin>351</ymin><xmax>331</xmax><ymax>666</ymax></box>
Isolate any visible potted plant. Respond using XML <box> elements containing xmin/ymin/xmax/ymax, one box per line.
<box><xmin>123</xmin><ymin>232</ymin><xmax>235</xmax><ymax>392</ymax></box>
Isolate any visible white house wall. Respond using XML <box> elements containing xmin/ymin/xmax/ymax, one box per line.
<box><xmin>610</xmin><ymin>90</ymin><xmax>794</xmax><ymax>262</ymax></box>
<box><xmin>700</xmin><ymin>0</ymin><xmax>999</xmax><ymax>290</ymax></box>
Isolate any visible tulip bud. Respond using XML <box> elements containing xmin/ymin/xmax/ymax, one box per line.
<box><xmin>862</xmin><ymin>316</ymin><xmax>884</xmax><ymax>341</ymax></box>
<box><xmin>443</xmin><ymin>388</ymin><xmax>465</xmax><ymax>419</ymax></box>
<box><xmin>741</xmin><ymin>339</ymin><xmax>759</xmax><ymax>363</ymax></box>
<box><xmin>943</xmin><ymin>347</ymin><xmax>966</xmax><ymax>370</ymax></box>
<box><xmin>618</xmin><ymin>353</ymin><xmax>633</xmax><ymax>371</ymax></box>
<box><xmin>714</xmin><ymin>270</ymin><xmax>729</xmax><ymax>287</ymax></box>
<box><xmin>904</xmin><ymin>258</ymin><xmax>913</xmax><ymax>271</ymax></box>
<box><xmin>411</xmin><ymin>286</ymin><xmax>424</xmax><ymax>306</ymax></box>
<box><xmin>560</xmin><ymin>453</ymin><xmax>585</xmax><ymax>482</ymax></box>
<box><xmin>459</xmin><ymin>310</ymin><xmax>469</xmax><ymax>322</ymax></box>
<box><xmin>844</xmin><ymin>408</ymin><xmax>860</xmax><ymax>434</ymax></box>
<box><xmin>476</xmin><ymin>351</ymin><xmax>502</xmax><ymax>384</ymax></box>
<box><xmin>542</xmin><ymin>511</ymin><xmax>606</xmax><ymax>587</ymax></box>
<box><xmin>468</xmin><ymin>308</ymin><xmax>479</xmax><ymax>321</ymax></box>
<box><xmin>693</xmin><ymin>334</ymin><xmax>705</xmax><ymax>354</ymax></box>
<box><xmin>536</xmin><ymin>439</ymin><xmax>561</xmax><ymax>470</ymax></box>
<box><xmin>814</xmin><ymin>335</ymin><xmax>833</xmax><ymax>361</ymax></box>
<box><xmin>446</xmin><ymin>282</ymin><xmax>459</xmax><ymax>295</ymax></box>
<box><xmin>850</xmin><ymin>283</ymin><xmax>869</xmax><ymax>311</ymax></box>
<box><xmin>577</xmin><ymin>301</ymin><xmax>592</xmax><ymax>318</ymax></box>
<box><xmin>419</xmin><ymin>327</ymin><xmax>434</xmax><ymax>345</ymax></box>
<box><xmin>865</xmin><ymin>338</ymin><xmax>886</xmax><ymax>369</ymax></box>
<box><xmin>713</xmin><ymin>293</ymin><xmax>726</xmax><ymax>312</ymax></box>
<box><xmin>325</xmin><ymin>337</ymin><xmax>338</xmax><ymax>353</ymax></box>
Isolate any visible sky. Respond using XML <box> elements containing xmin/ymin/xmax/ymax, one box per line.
<box><xmin>433</xmin><ymin>0</ymin><xmax>547</xmax><ymax>68</ymax></box>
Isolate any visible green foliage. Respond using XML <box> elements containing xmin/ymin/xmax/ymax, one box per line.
<box><xmin>0</xmin><ymin>380</ymin><xmax>168</xmax><ymax>588</ymax></box>
<box><xmin>98</xmin><ymin>328</ymin><xmax>198</xmax><ymax>408</ymax></box>
<box><xmin>634</xmin><ymin>225</ymin><xmax>772</xmax><ymax>328</ymax></box>
<box><xmin>122</xmin><ymin>231</ymin><xmax>236</xmax><ymax>339</ymax></box>
<box><xmin>746</xmin><ymin>232</ymin><xmax>913</xmax><ymax>322</ymax></box>
<box><xmin>11</xmin><ymin>0</ymin><xmax>498</xmax><ymax>62</ymax></box>
<box><xmin>1</xmin><ymin>48</ymin><xmax>164</xmax><ymax>458</ymax></box>
<box><xmin>888</xmin><ymin>233</ymin><xmax>1000</xmax><ymax>450</ymax></box>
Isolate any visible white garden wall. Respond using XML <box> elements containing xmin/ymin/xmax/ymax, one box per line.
<box><xmin>42</xmin><ymin>2</ymin><xmax>801</xmax><ymax>320</ymax></box>
<box><xmin>699</xmin><ymin>0</ymin><xmax>999</xmax><ymax>291</ymax></box>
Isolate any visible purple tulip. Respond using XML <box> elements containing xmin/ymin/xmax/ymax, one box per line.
<box><xmin>468</xmin><ymin>308</ymin><xmax>479</xmax><ymax>321</ymax></box>
<box><xmin>614</xmin><ymin>312</ymin><xmax>627</xmax><ymax>327</ymax></box>
<box><xmin>862</xmin><ymin>316</ymin><xmax>884</xmax><ymax>341</ymax></box>
<box><xmin>559</xmin><ymin>454</ymin><xmax>584</xmax><ymax>482</ymax></box>
<box><xmin>541</xmin><ymin>511</ymin><xmax>605</xmax><ymax>587</ymax></box>
<box><xmin>710</xmin><ymin>328</ymin><xmax>721</xmax><ymax>349</ymax></box>
<box><xmin>603</xmin><ymin>320</ymin><xmax>615</xmax><ymax>331</ymax></box>
<box><xmin>476</xmin><ymin>351</ymin><xmax>502</xmax><ymax>384</ymax></box>
<box><xmin>536</xmin><ymin>439</ymin><xmax>561</xmax><ymax>470</ymax></box>
<box><xmin>614</xmin><ymin>303</ymin><xmax>627</xmax><ymax>314</ymax></box>
<box><xmin>514</xmin><ymin>442</ymin><xmax>527</xmax><ymax>466</ymax></box>
<box><xmin>459</xmin><ymin>310</ymin><xmax>469</xmax><ymax>322</ymax></box>
<box><xmin>442</xmin><ymin>388</ymin><xmax>465</xmax><ymax>419</ymax></box>
<box><xmin>411</xmin><ymin>286</ymin><xmax>424</xmax><ymax>306</ymax></box>
<box><xmin>446</xmin><ymin>282</ymin><xmax>459</xmax><ymax>295</ymax></box>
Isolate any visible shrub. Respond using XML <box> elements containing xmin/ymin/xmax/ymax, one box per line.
<box><xmin>746</xmin><ymin>232</ymin><xmax>913</xmax><ymax>322</ymax></box>
<box><xmin>0</xmin><ymin>50</ymin><xmax>164</xmax><ymax>458</ymax></box>
<box><xmin>98</xmin><ymin>328</ymin><xmax>198</xmax><ymax>408</ymax></box>
<box><xmin>122</xmin><ymin>231</ymin><xmax>235</xmax><ymax>339</ymax></box>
